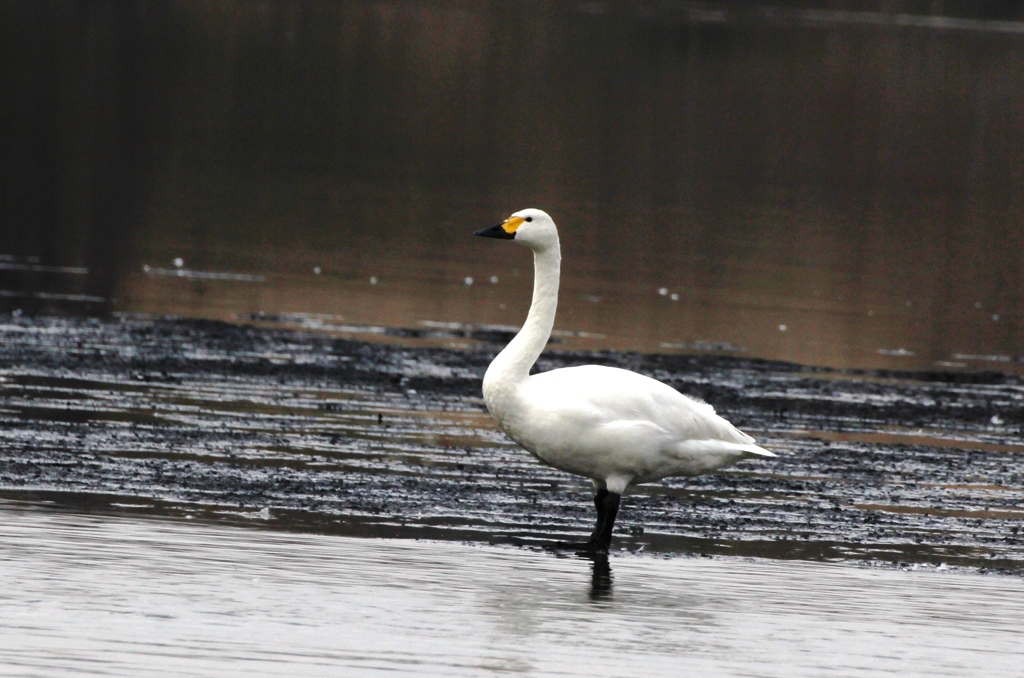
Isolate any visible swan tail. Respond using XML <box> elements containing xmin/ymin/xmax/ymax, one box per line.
<box><xmin>738</xmin><ymin>444</ymin><xmax>776</xmax><ymax>458</ymax></box>
<box><xmin>716</xmin><ymin>418</ymin><xmax>774</xmax><ymax>457</ymax></box>
<box><xmin>669</xmin><ymin>440</ymin><xmax>777</xmax><ymax>475</ymax></box>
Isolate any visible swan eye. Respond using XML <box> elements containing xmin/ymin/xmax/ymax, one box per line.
<box><xmin>525</xmin><ymin>217</ymin><xmax>533</xmax><ymax>222</ymax></box>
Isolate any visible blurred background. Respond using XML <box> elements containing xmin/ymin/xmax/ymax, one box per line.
<box><xmin>2</xmin><ymin>0</ymin><xmax>1022</xmax><ymax>373</ymax></box>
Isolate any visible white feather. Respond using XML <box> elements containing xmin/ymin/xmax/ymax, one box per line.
<box><xmin>480</xmin><ymin>209</ymin><xmax>774</xmax><ymax>496</ymax></box>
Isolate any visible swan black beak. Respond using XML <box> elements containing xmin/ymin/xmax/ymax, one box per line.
<box><xmin>475</xmin><ymin>223</ymin><xmax>516</xmax><ymax>239</ymax></box>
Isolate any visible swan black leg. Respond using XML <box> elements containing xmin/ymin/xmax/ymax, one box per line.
<box><xmin>587</xmin><ymin>490</ymin><xmax>621</xmax><ymax>553</ymax></box>
<box><xmin>590</xmin><ymin>488</ymin><xmax>608</xmax><ymax>542</ymax></box>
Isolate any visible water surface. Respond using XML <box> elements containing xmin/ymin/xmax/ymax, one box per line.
<box><xmin>2</xmin><ymin>503</ymin><xmax>1023</xmax><ymax>677</ymax></box>
<box><xmin>3</xmin><ymin>1</ymin><xmax>1023</xmax><ymax>373</ymax></box>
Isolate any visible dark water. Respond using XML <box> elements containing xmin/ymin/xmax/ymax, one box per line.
<box><xmin>2</xmin><ymin>1</ymin><xmax>1023</xmax><ymax>373</ymax></box>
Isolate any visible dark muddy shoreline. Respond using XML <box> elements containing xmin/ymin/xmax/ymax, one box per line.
<box><xmin>1</xmin><ymin>313</ymin><xmax>1022</xmax><ymax>574</ymax></box>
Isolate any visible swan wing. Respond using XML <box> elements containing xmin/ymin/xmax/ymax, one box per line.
<box><xmin>524</xmin><ymin>364</ymin><xmax>759</xmax><ymax>446</ymax></box>
<box><xmin>509</xmin><ymin>365</ymin><xmax>773</xmax><ymax>487</ymax></box>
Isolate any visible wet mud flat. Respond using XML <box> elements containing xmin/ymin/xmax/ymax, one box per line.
<box><xmin>1</xmin><ymin>313</ymin><xmax>1022</xmax><ymax>574</ymax></box>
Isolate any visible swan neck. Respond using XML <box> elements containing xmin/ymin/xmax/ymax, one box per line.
<box><xmin>492</xmin><ymin>244</ymin><xmax>560</xmax><ymax>382</ymax></box>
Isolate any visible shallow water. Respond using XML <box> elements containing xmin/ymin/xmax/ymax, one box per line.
<box><xmin>2</xmin><ymin>315</ymin><xmax>1023</xmax><ymax>574</ymax></box>
<box><xmin>1</xmin><ymin>503</ymin><xmax>1022</xmax><ymax>677</ymax></box>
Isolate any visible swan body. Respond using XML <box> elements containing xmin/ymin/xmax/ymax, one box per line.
<box><xmin>475</xmin><ymin>208</ymin><xmax>774</xmax><ymax>551</ymax></box>
<box><xmin>493</xmin><ymin>364</ymin><xmax>769</xmax><ymax>493</ymax></box>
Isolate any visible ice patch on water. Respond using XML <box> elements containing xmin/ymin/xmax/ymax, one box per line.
<box><xmin>144</xmin><ymin>265</ymin><xmax>264</xmax><ymax>282</ymax></box>
<box><xmin>953</xmin><ymin>354</ymin><xmax>1012</xmax><ymax>363</ymax></box>
<box><xmin>661</xmin><ymin>340</ymin><xmax>746</xmax><ymax>352</ymax></box>
<box><xmin>877</xmin><ymin>348</ymin><xmax>916</xmax><ymax>357</ymax></box>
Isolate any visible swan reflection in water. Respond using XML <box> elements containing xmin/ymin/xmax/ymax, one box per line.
<box><xmin>584</xmin><ymin>552</ymin><xmax>613</xmax><ymax>600</ymax></box>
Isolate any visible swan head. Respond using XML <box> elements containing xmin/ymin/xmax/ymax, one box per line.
<box><xmin>475</xmin><ymin>208</ymin><xmax>558</xmax><ymax>252</ymax></box>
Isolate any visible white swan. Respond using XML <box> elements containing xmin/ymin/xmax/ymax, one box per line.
<box><xmin>475</xmin><ymin>208</ymin><xmax>775</xmax><ymax>552</ymax></box>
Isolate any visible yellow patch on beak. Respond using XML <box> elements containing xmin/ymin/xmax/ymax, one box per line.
<box><xmin>502</xmin><ymin>216</ymin><xmax>525</xmax><ymax>234</ymax></box>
